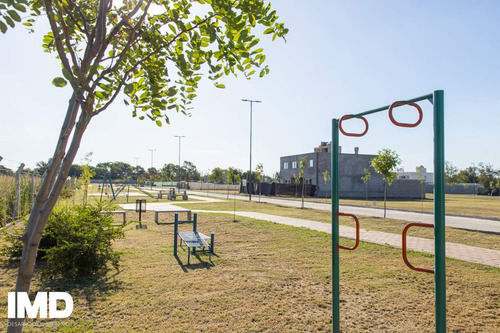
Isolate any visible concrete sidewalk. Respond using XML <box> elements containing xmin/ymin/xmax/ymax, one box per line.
<box><xmin>188</xmin><ymin>191</ymin><xmax>500</xmax><ymax>233</ymax></box>
<box><xmin>195</xmin><ymin>209</ymin><xmax>500</xmax><ymax>268</ymax></box>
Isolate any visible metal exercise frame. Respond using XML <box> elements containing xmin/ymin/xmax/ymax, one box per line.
<box><xmin>331</xmin><ymin>90</ymin><xmax>445</xmax><ymax>333</ymax></box>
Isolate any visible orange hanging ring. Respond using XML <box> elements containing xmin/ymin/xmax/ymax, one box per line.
<box><xmin>339</xmin><ymin>115</ymin><xmax>369</xmax><ymax>137</ymax></box>
<box><xmin>388</xmin><ymin>101</ymin><xmax>423</xmax><ymax>128</ymax></box>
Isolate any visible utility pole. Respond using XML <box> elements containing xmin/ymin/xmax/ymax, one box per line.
<box><xmin>241</xmin><ymin>99</ymin><xmax>261</xmax><ymax>201</ymax></box>
<box><xmin>133</xmin><ymin>157</ymin><xmax>140</xmax><ymax>166</ymax></box>
<box><xmin>174</xmin><ymin>135</ymin><xmax>185</xmax><ymax>188</ymax></box>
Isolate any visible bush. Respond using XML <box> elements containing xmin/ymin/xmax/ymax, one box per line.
<box><xmin>1</xmin><ymin>202</ymin><xmax>125</xmax><ymax>278</ymax></box>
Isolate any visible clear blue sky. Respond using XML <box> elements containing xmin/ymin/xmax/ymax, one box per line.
<box><xmin>1</xmin><ymin>0</ymin><xmax>499</xmax><ymax>176</ymax></box>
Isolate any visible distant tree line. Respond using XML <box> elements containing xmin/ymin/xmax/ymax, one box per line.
<box><xmin>445</xmin><ymin>161</ymin><xmax>500</xmax><ymax>188</ymax></box>
<box><xmin>2</xmin><ymin>159</ymin><xmax>202</xmax><ymax>183</ymax></box>
<box><xmin>207</xmin><ymin>167</ymin><xmax>269</xmax><ymax>184</ymax></box>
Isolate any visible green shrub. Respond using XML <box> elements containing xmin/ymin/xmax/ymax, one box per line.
<box><xmin>1</xmin><ymin>202</ymin><xmax>125</xmax><ymax>278</ymax></box>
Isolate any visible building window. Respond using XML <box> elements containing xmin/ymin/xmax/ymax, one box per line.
<box><xmin>309</xmin><ymin>159</ymin><xmax>314</xmax><ymax>167</ymax></box>
<box><xmin>305</xmin><ymin>178</ymin><xmax>312</xmax><ymax>185</ymax></box>
<box><xmin>292</xmin><ymin>161</ymin><xmax>297</xmax><ymax>169</ymax></box>
<box><xmin>283</xmin><ymin>162</ymin><xmax>288</xmax><ymax>169</ymax></box>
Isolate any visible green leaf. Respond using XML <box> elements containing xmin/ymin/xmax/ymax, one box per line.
<box><xmin>0</xmin><ymin>21</ymin><xmax>7</xmax><ymax>33</ymax></box>
<box><xmin>95</xmin><ymin>91</ymin><xmax>107</xmax><ymax>99</ymax></box>
<box><xmin>7</xmin><ymin>10</ymin><xmax>21</xmax><ymax>22</ymax></box>
<box><xmin>52</xmin><ymin>77</ymin><xmax>67</xmax><ymax>87</ymax></box>
<box><xmin>4</xmin><ymin>15</ymin><xmax>14</xmax><ymax>28</ymax></box>
<box><xmin>13</xmin><ymin>3</ymin><xmax>27</xmax><ymax>12</ymax></box>
<box><xmin>124</xmin><ymin>83</ymin><xmax>134</xmax><ymax>95</ymax></box>
<box><xmin>215</xmin><ymin>83</ymin><xmax>225</xmax><ymax>88</ymax></box>
<box><xmin>62</xmin><ymin>68</ymin><xmax>73</xmax><ymax>81</ymax></box>
<box><xmin>155</xmin><ymin>120</ymin><xmax>162</xmax><ymax>127</ymax></box>
<box><xmin>263</xmin><ymin>27</ymin><xmax>274</xmax><ymax>35</ymax></box>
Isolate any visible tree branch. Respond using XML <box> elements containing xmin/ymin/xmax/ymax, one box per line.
<box><xmin>90</xmin><ymin>0</ymin><xmax>152</xmax><ymax>90</ymax></box>
<box><xmin>66</xmin><ymin>0</ymin><xmax>91</xmax><ymax>37</ymax></box>
<box><xmin>43</xmin><ymin>0</ymin><xmax>73</xmax><ymax>73</ymax></box>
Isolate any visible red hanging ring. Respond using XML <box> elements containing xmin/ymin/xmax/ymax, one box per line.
<box><xmin>388</xmin><ymin>101</ymin><xmax>423</xmax><ymax>128</ymax></box>
<box><xmin>402</xmin><ymin>222</ymin><xmax>434</xmax><ymax>274</ymax></box>
<box><xmin>336</xmin><ymin>212</ymin><xmax>360</xmax><ymax>251</ymax></box>
<box><xmin>339</xmin><ymin>115</ymin><xmax>369</xmax><ymax>137</ymax></box>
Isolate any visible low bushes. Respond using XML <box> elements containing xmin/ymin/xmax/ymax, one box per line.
<box><xmin>1</xmin><ymin>202</ymin><xmax>125</xmax><ymax>278</ymax></box>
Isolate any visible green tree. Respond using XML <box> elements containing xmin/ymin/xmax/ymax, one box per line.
<box><xmin>182</xmin><ymin>161</ymin><xmax>200</xmax><ymax>182</ymax></box>
<box><xmin>232</xmin><ymin>173</ymin><xmax>242</xmax><ymax>222</ymax></box>
<box><xmin>361</xmin><ymin>168</ymin><xmax>371</xmax><ymax>205</ymax></box>
<box><xmin>225</xmin><ymin>167</ymin><xmax>242</xmax><ymax>199</ymax></box>
<box><xmin>3</xmin><ymin>2</ymin><xmax>287</xmax><ymax>329</ymax></box>
<box><xmin>78</xmin><ymin>153</ymin><xmax>94</xmax><ymax>206</ymax></box>
<box><xmin>370</xmin><ymin>149</ymin><xmax>401</xmax><ymax>218</ymax></box>
<box><xmin>445</xmin><ymin>161</ymin><xmax>459</xmax><ymax>185</ymax></box>
<box><xmin>34</xmin><ymin>159</ymin><xmax>51</xmax><ymax>176</ymax></box>
<box><xmin>477</xmin><ymin>162</ymin><xmax>499</xmax><ymax>188</ymax></box>
<box><xmin>456</xmin><ymin>165</ymin><xmax>478</xmax><ymax>184</ymax></box>
<box><xmin>322</xmin><ymin>170</ymin><xmax>330</xmax><ymax>199</ymax></box>
<box><xmin>274</xmin><ymin>171</ymin><xmax>281</xmax><ymax>183</ymax></box>
<box><xmin>209</xmin><ymin>167</ymin><xmax>225</xmax><ymax>183</ymax></box>
<box><xmin>415</xmin><ymin>166</ymin><xmax>426</xmax><ymax>210</ymax></box>
<box><xmin>255</xmin><ymin>163</ymin><xmax>264</xmax><ymax>202</ymax></box>
<box><xmin>297</xmin><ymin>157</ymin><xmax>308</xmax><ymax>208</ymax></box>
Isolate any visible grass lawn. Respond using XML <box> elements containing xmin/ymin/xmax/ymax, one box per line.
<box><xmin>175</xmin><ymin>201</ymin><xmax>500</xmax><ymax>251</ymax></box>
<box><xmin>1</xmin><ymin>213</ymin><xmax>498</xmax><ymax>332</ymax></box>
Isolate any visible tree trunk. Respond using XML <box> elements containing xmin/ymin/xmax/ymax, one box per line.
<box><xmin>383</xmin><ymin>182</ymin><xmax>387</xmax><ymax>218</ymax></box>
<box><xmin>365</xmin><ymin>183</ymin><xmax>368</xmax><ymax>206</ymax></box>
<box><xmin>8</xmin><ymin>97</ymin><xmax>88</xmax><ymax>332</ymax></box>
<box><xmin>301</xmin><ymin>180</ymin><xmax>305</xmax><ymax>209</ymax></box>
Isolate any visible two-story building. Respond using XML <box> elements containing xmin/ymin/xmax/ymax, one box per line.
<box><xmin>279</xmin><ymin>142</ymin><xmax>421</xmax><ymax>198</ymax></box>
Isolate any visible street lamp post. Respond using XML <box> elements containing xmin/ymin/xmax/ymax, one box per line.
<box><xmin>242</xmin><ymin>99</ymin><xmax>261</xmax><ymax>201</ymax></box>
<box><xmin>148</xmin><ymin>149</ymin><xmax>156</xmax><ymax>169</ymax></box>
<box><xmin>174</xmin><ymin>135</ymin><xmax>185</xmax><ymax>188</ymax></box>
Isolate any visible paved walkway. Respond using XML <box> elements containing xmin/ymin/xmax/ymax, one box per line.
<box><xmin>194</xmin><ymin>210</ymin><xmax>500</xmax><ymax>268</ymax></box>
<box><xmin>188</xmin><ymin>191</ymin><xmax>500</xmax><ymax>233</ymax></box>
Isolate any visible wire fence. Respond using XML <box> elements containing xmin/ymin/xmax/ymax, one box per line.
<box><xmin>0</xmin><ymin>173</ymin><xmax>41</xmax><ymax>228</ymax></box>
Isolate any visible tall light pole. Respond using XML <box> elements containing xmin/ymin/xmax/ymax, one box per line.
<box><xmin>148</xmin><ymin>149</ymin><xmax>156</xmax><ymax>169</ymax></box>
<box><xmin>242</xmin><ymin>99</ymin><xmax>261</xmax><ymax>201</ymax></box>
<box><xmin>174</xmin><ymin>135</ymin><xmax>185</xmax><ymax>187</ymax></box>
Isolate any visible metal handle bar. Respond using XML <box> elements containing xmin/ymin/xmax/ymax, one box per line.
<box><xmin>402</xmin><ymin>222</ymin><xmax>434</xmax><ymax>274</ymax></box>
<box><xmin>336</xmin><ymin>212</ymin><xmax>360</xmax><ymax>250</ymax></box>
<box><xmin>338</xmin><ymin>115</ymin><xmax>369</xmax><ymax>137</ymax></box>
<box><xmin>388</xmin><ymin>101</ymin><xmax>423</xmax><ymax>128</ymax></box>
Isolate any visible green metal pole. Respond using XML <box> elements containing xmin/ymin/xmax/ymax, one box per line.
<box><xmin>108</xmin><ymin>174</ymin><xmax>116</xmax><ymax>200</ymax></box>
<box><xmin>331</xmin><ymin>119</ymin><xmax>340</xmax><ymax>333</ymax></box>
<box><xmin>433</xmin><ymin>90</ymin><xmax>446</xmax><ymax>333</ymax></box>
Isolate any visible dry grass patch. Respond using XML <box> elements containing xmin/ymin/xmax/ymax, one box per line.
<box><xmin>1</xmin><ymin>214</ymin><xmax>498</xmax><ymax>332</ymax></box>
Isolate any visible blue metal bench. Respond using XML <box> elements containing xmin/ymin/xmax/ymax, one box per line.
<box><xmin>173</xmin><ymin>213</ymin><xmax>214</xmax><ymax>265</ymax></box>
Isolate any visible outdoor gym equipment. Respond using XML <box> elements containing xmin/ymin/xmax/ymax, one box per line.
<box><xmin>135</xmin><ymin>199</ymin><xmax>147</xmax><ymax>229</ymax></box>
<box><xmin>173</xmin><ymin>213</ymin><xmax>215</xmax><ymax>265</ymax></box>
<box><xmin>331</xmin><ymin>90</ymin><xmax>445</xmax><ymax>333</ymax></box>
<box><xmin>99</xmin><ymin>172</ymin><xmax>125</xmax><ymax>202</ymax></box>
